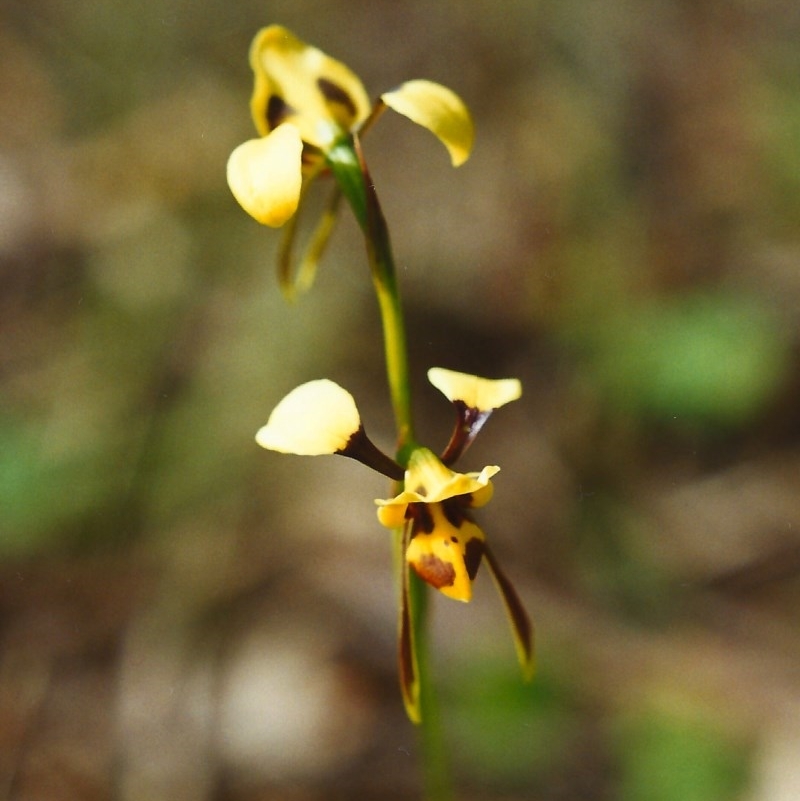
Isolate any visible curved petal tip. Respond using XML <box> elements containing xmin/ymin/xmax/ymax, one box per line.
<box><xmin>381</xmin><ymin>79</ymin><xmax>474</xmax><ymax>166</ymax></box>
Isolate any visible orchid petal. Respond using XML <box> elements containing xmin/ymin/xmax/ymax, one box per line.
<box><xmin>375</xmin><ymin>448</ymin><xmax>499</xmax><ymax>516</ymax></box>
<box><xmin>250</xmin><ymin>25</ymin><xmax>371</xmax><ymax>149</ymax></box>
<box><xmin>428</xmin><ymin>367</ymin><xmax>522</xmax><ymax>412</ymax></box>
<box><xmin>256</xmin><ymin>379</ymin><xmax>360</xmax><ymax>455</ymax></box>
<box><xmin>227</xmin><ymin>124</ymin><xmax>303</xmax><ymax>227</ymax></box>
<box><xmin>405</xmin><ymin>505</ymin><xmax>486</xmax><ymax>602</ymax></box>
<box><xmin>381</xmin><ymin>79</ymin><xmax>474</xmax><ymax>166</ymax></box>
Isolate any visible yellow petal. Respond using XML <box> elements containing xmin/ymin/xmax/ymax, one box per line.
<box><xmin>249</xmin><ymin>25</ymin><xmax>371</xmax><ymax>149</ymax></box>
<box><xmin>405</xmin><ymin>447</ymin><xmax>499</xmax><ymax>501</ymax></box>
<box><xmin>380</xmin><ymin>79</ymin><xmax>474</xmax><ymax>166</ymax></box>
<box><xmin>256</xmin><ymin>379</ymin><xmax>361</xmax><ymax>455</ymax></box>
<box><xmin>405</xmin><ymin>505</ymin><xmax>486</xmax><ymax>602</ymax></box>
<box><xmin>377</xmin><ymin>503</ymin><xmax>408</xmax><ymax>530</ymax></box>
<box><xmin>428</xmin><ymin>367</ymin><xmax>522</xmax><ymax>411</ymax></box>
<box><xmin>227</xmin><ymin>124</ymin><xmax>303</xmax><ymax>226</ymax></box>
<box><xmin>375</xmin><ymin>448</ymin><xmax>499</xmax><ymax>515</ymax></box>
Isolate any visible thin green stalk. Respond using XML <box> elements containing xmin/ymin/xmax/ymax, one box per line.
<box><xmin>328</xmin><ymin>137</ymin><xmax>414</xmax><ymax>447</ymax></box>
<box><xmin>328</xmin><ymin>135</ymin><xmax>452</xmax><ymax>800</ymax></box>
<box><xmin>370</xmin><ymin>247</ymin><xmax>414</xmax><ymax>448</ymax></box>
<box><xmin>364</xmin><ymin>168</ymin><xmax>451</xmax><ymax>801</ymax></box>
<box><xmin>409</xmin><ymin>570</ymin><xmax>452</xmax><ymax>801</ymax></box>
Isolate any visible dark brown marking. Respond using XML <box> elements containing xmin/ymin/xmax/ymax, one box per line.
<box><xmin>317</xmin><ymin>77</ymin><xmax>358</xmax><ymax>118</ymax></box>
<box><xmin>340</xmin><ymin>425</ymin><xmax>404</xmax><ymax>480</ymax></box>
<box><xmin>413</xmin><ymin>554</ymin><xmax>456</xmax><ymax>589</ymax></box>
<box><xmin>409</xmin><ymin>503</ymin><xmax>434</xmax><ymax>535</ymax></box>
<box><xmin>440</xmin><ymin>402</ymin><xmax>493</xmax><ymax>465</ymax></box>
<box><xmin>464</xmin><ymin>537</ymin><xmax>485</xmax><ymax>580</ymax></box>
<box><xmin>266</xmin><ymin>95</ymin><xmax>292</xmax><ymax>129</ymax></box>
<box><xmin>442</xmin><ymin>497</ymin><xmax>467</xmax><ymax>529</ymax></box>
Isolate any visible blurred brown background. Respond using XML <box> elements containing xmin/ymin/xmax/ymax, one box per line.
<box><xmin>2</xmin><ymin>0</ymin><xmax>800</xmax><ymax>799</ymax></box>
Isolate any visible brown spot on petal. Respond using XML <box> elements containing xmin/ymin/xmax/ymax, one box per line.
<box><xmin>317</xmin><ymin>77</ymin><xmax>358</xmax><ymax>119</ymax></box>
<box><xmin>267</xmin><ymin>95</ymin><xmax>293</xmax><ymax>130</ymax></box>
<box><xmin>464</xmin><ymin>537</ymin><xmax>485</xmax><ymax>580</ymax></box>
<box><xmin>409</xmin><ymin>504</ymin><xmax>434</xmax><ymax>535</ymax></box>
<box><xmin>442</xmin><ymin>497</ymin><xmax>468</xmax><ymax>529</ymax></box>
<box><xmin>412</xmin><ymin>554</ymin><xmax>456</xmax><ymax>590</ymax></box>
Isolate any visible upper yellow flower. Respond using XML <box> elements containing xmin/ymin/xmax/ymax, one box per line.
<box><xmin>227</xmin><ymin>25</ymin><xmax>474</xmax><ymax>228</ymax></box>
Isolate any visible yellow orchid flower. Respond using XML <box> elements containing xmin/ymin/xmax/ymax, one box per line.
<box><xmin>226</xmin><ymin>25</ymin><xmax>474</xmax><ymax>295</ymax></box>
<box><xmin>375</xmin><ymin>445</ymin><xmax>532</xmax><ymax>718</ymax></box>
<box><xmin>255</xmin><ymin>369</ymin><xmax>533</xmax><ymax>721</ymax></box>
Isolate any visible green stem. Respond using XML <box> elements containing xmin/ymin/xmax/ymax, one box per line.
<box><xmin>409</xmin><ymin>570</ymin><xmax>452</xmax><ymax>801</ymax></box>
<box><xmin>371</xmin><ymin>248</ymin><xmax>414</xmax><ymax>447</ymax></box>
<box><xmin>327</xmin><ymin>137</ymin><xmax>414</xmax><ymax>447</ymax></box>
<box><xmin>328</xmin><ymin>135</ymin><xmax>451</xmax><ymax>800</ymax></box>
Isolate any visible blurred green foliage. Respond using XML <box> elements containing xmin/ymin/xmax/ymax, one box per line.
<box><xmin>578</xmin><ymin>291</ymin><xmax>789</xmax><ymax>427</ymax></box>
<box><xmin>445</xmin><ymin>656</ymin><xmax>580</xmax><ymax>790</ymax></box>
<box><xmin>614</xmin><ymin>710</ymin><xmax>750</xmax><ymax>801</ymax></box>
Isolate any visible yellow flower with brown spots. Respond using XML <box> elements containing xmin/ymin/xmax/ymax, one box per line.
<box><xmin>255</xmin><ymin>368</ymin><xmax>533</xmax><ymax>721</ymax></box>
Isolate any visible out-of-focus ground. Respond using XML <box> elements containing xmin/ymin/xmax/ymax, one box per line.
<box><xmin>2</xmin><ymin>0</ymin><xmax>800</xmax><ymax>799</ymax></box>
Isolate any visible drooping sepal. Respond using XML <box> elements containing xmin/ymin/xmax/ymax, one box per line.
<box><xmin>398</xmin><ymin>522</ymin><xmax>421</xmax><ymax>723</ymax></box>
<box><xmin>484</xmin><ymin>544</ymin><xmax>535</xmax><ymax>681</ymax></box>
<box><xmin>277</xmin><ymin>177</ymin><xmax>342</xmax><ymax>300</ymax></box>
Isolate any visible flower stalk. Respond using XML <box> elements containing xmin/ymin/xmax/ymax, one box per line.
<box><xmin>229</xmin><ymin>25</ymin><xmax>533</xmax><ymax>801</ymax></box>
<box><xmin>328</xmin><ymin>132</ymin><xmax>449</xmax><ymax>794</ymax></box>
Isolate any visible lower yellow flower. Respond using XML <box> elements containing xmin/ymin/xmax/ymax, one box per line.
<box><xmin>373</xmin><ymin>445</ymin><xmax>533</xmax><ymax>719</ymax></box>
<box><xmin>376</xmin><ymin>448</ymin><xmax>495</xmax><ymax>602</ymax></box>
<box><xmin>254</xmin><ymin>371</ymin><xmax>533</xmax><ymax>722</ymax></box>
